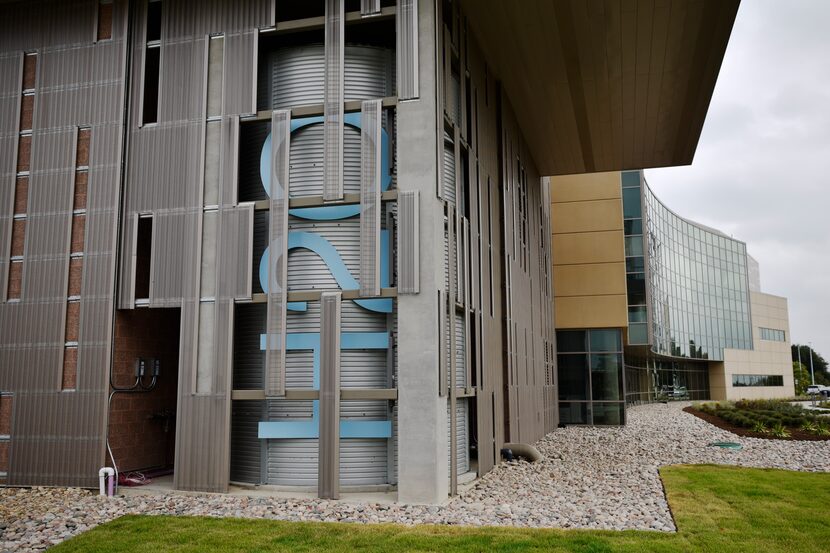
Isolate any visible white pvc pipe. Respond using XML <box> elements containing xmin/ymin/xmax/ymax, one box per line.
<box><xmin>99</xmin><ymin>467</ymin><xmax>115</xmax><ymax>496</ymax></box>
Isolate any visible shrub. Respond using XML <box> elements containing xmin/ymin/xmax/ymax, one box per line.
<box><xmin>813</xmin><ymin>421</ymin><xmax>830</xmax><ymax>437</ymax></box>
<box><xmin>801</xmin><ymin>420</ymin><xmax>818</xmax><ymax>433</ymax></box>
<box><xmin>770</xmin><ymin>423</ymin><xmax>790</xmax><ymax>438</ymax></box>
<box><xmin>752</xmin><ymin>421</ymin><xmax>769</xmax><ymax>434</ymax></box>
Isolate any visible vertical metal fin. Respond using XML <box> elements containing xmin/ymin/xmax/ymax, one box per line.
<box><xmin>361</xmin><ymin>0</ymin><xmax>381</xmax><ymax>16</ymax></box>
<box><xmin>397</xmin><ymin>190</ymin><xmax>420</xmax><ymax>294</ymax></box>
<box><xmin>116</xmin><ymin>213</ymin><xmax>137</xmax><ymax>309</ymax></box>
<box><xmin>219</xmin><ymin>116</ymin><xmax>239</xmax><ymax>207</ymax></box>
<box><xmin>359</xmin><ymin>99</ymin><xmax>381</xmax><ymax>297</ymax></box>
<box><xmin>323</xmin><ymin>0</ymin><xmax>344</xmax><ymax>201</ymax></box>
<box><xmin>318</xmin><ymin>291</ymin><xmax>341</xmax><ymax>499</ymax></box>
<box><xmin>265</xmin><ymin>110</ymin><xmax>290</xmax><ymax>397</ymax></box>
<box><xmin>396</xmin><ymin>0</ymin><xmax>419</xmax><ymax>100</ymax></box>
<box><xmin>438</xmin><ymin>289</ymin><xmax>446</xmax><ymax>397</ymax></box>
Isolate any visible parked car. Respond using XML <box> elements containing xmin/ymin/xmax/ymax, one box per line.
<box><xmin>806</xmin><ymin>385</ymin><xmax>830</xmax><ymax>398</ymax></box>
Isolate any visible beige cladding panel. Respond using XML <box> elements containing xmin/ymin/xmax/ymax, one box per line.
<box><xmin>553</xmin><ymin>263</ymin><xmax>626</xmax><ymax>297</ymax></box>
<box><xmin>554</xmin><ymin>295</ymin><xmax>628</xmax><ymax>329</ymax></box>
<box><xmin>551</xmin><ymin>198</ymin><xmax>623</xmax><ymax>235</ymax></box>
<box><xmin>552</xmin><ymin>230</ymin><xmax>625</xmax><ymax>266</ymax></box>
<box><xmin>550</xmin><ymin>171</ymin><xmax>622</xmax><ymax>203</ymax></box>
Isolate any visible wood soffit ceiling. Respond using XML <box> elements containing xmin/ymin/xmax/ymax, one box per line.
<box><xmin>460</xmin><ymin>0</ymin><xmax>740</xmax><ymax>176</ymax></box>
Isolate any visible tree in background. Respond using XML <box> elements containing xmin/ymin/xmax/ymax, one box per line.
<box><xmin>791</xmin><ymin>344</ymin><xmax>829</xmax><ymax>386</ymax></box>
<box><xmin>792</xmin><ymin>361</ymin><xmax>810</xmax><ymax>395</ymax></box>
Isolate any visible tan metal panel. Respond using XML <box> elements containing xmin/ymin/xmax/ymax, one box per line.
<box><xmin>323</xmin><ymin>0</ymin><xmax>344</xmax><ymax>201</ymax></box>
<box><xmin>265</xmin><ymin>110</ymin><xmax>290</xmax><ymax>397</ymax></box>
<box><xmin>359</xmin><ymin>99</ymin><xmax>381</xmax><ymax>297</ymax></box>
<box><xmin>318</xmin><ymin>291</ymin><xmax>341</xmax><ymax>499</ymax></box>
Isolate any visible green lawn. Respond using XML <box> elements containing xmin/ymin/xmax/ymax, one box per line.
<box><xmin>52</xmin><ymin>465</ymin><xmax>830</xmax><ymax>553</ymax></box>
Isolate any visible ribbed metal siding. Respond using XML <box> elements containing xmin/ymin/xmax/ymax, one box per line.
<box><xmin>442</xmin><ymin>134</ymin><xmax>455</xmax><ymax>203</ymax></box>
<box><xmin>447</xmin><ymin>399</ymin><xmax>469</xmax><ymax>477</ymax></box>
<box><xmin>268</xmin><ymin>45</ymin><xmax>394</xmax><ymax>110</ymax></box>
<box><xmin>162</xmin><ymin>0</ymin><xmax>272</xmax><ymax>39</ymax></box>
<box><xmin>0</xmin><ymin>53</ymin><xmax>22</xmax><ymax>301</ymax></box>
<box><xmin>287</xmin><ymin>124</ymin><xmax>363</xmax><ymax>198</ymax></box>
<box><xmin>223</xmin><ymin>30</ymin><xmax>257</xmax><ymax>116</ymax></box>
<box><xmin>0</xmin><ymin>1</ymin><xmax>128</xmax><ymax>488</ymax></box>
<box><xmin>230</xmin><ymin>400</ymin><xmax>263</xmax><ymax>483</ymax></box>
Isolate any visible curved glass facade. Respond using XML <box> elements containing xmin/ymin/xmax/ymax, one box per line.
<box><xmin>640</xmin><ymin>174</ymin><xmax>752</xmax><ymax>361</ymax></box>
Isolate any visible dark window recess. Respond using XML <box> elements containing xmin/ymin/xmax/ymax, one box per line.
<box><xmin>146</xmin><ymin>1</ymin><xmax>162</xmax><ymax>42</ymax></box>
<box><xmin>626</xmin><ymin>273</ymin><xmax>646</xmax><ymax>305</ymax></box>
<box><xmin>275</xmin><ymin>0</ymin><xmax>324</xmax><ymax>22</ymax></box>
<box><xmin>461</xmin><ymin>148</ymin><xmax>470</xmax><ymax>219</ymax></box>
<box><xmin>97</xmin><ymin>1</ymin><xmax>113</xmax><ymax>40</ymax></box>
<box><xmin>135</xmin><ymin>217</ymin><xmax>153</xmax><ymax>299</ymax></box>
<box><xmin>142</xmin><ymin>47</ymin><xmax>160</xmax><ymax>124</ymax></box>
<box><xmin>465</xmin><ymin>75</ymin><xmax>472</xmax><ymax>140</ymax></box>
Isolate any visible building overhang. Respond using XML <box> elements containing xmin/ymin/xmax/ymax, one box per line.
<box><xmin>460</xmin><ymin>0</ymin><xmax>740</xmax><ymax>176</ymax></box>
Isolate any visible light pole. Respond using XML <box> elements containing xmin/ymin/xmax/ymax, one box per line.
<box><xmin>809</xmin><ymin>342</ymin><xmax>815</xmax><ymax>386</ymax></box>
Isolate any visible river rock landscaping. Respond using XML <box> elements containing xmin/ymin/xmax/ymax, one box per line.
<box><xmin>2</xmin><ymin>401</ymin><xmax>829</xmax><ymax>552</ymax></box>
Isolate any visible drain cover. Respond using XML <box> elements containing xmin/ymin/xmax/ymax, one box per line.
<box><xmin>708</xmin><ymin>442</ymin><xmax>742</xmax><ymax>450</ymax></box>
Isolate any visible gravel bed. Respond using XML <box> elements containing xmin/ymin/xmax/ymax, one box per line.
<box><xmin>2</xmin><ymin>402</ymin><xmax>829</xmax><ymax>551</ymax></box>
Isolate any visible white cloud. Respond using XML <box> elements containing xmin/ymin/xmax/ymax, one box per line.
<box><xmin>644</xmin><ymin>0</ymin><xmax>830</xmax><ymax>359</ymax></box>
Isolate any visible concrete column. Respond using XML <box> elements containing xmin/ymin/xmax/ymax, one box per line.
<box><xmin>396</xmin><ymin>0</ymin><xmax>448</xmax><ymax>504</ymax></box>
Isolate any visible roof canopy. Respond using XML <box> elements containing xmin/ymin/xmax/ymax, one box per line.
<box><xmin>461</xmin><ymin>0</ymin><xmax>740</xmax><ymax>175</ymax></box>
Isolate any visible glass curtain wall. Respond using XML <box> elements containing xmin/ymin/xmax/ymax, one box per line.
<box><xmin>558</xmin><ymin>329</ymin><xmax>625</xmax><ymax>425</ymax></box>
<box><xmin>621</xmin><ymin>172</ymin><xmax>648</xmax><ymax>345</ymax></box>
<box><xmin>641</xmin><ymin>173</ymin><xmax>752</xmax><ymax>361</ymax></box>
<box><xmin>624</xmin><ymin>353</ymin><xmax>710</xmax><ymax>403</ymax></box>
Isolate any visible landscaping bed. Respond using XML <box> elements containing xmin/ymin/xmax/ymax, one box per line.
<box><xmin>684</xmin><ymin>399</ymin><xmax>830</xmax><ymax>441</ymax></box>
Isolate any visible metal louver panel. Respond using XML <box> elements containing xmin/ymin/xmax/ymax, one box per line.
<box><xmin>318</xmin><ymin>291</ymin><xmax>341</xmax><ymax>499</ymax></box>
<box><xmin>396</xmin><ymin>0</ymin><xmax>419</xmax><ymax>100</ymax></box>
<box><xmin>223</xmin><ymin>30</ymin><xmax>258</xmax><ymax>116</ymax></box>
<box><xmin>159</xmin><ymin>37</ymin><xmax>206</xmax><ymax>123</ymax></box>
<box><xmin>150</xmin><ymin>208</ymin><xmax>201</xmax><ymax>307</ymax></box>
<box><xmin>219</xmin><ymin>116</ymin><xmax>239</xmax><ymax>207</ymax></box>
<box><xmin>265</xmin><ymin>111</ymin><xmax>290</xmax><ymax>397</ymax></box>
<box><xmin>217</xmin><ymin>205</ymin><xmax>253</xmax><ymax>300</ymax></box>
<box><xmin>397</xmin><ymin>190</ymin><xmax>419</xmax><ymax>294</ymax></box>
<box><xmin>361</xmin><ymin>0</ymin><xmax>381</xmax><ymax>16</ymax></box>
<box><xmin>359</xmin><ymin>99</ymin><xmax>381</xmax><ymax>297</ymax></box>
<box><xmin>323</xmin><ymin>0</ymin><xmax>344</xmax><ymax>202</ymax></box>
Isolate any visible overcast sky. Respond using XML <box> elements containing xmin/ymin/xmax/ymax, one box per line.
<box><xmin>644</xmin><ymin>0</ymin><xmax>830</xmax><ymax>360</ymax></box>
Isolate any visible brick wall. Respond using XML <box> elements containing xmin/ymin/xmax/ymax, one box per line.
<box><xmin>109</xmin><ymin>308</ymin><xmax>180</xmax><ymax>473</ymax></box>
